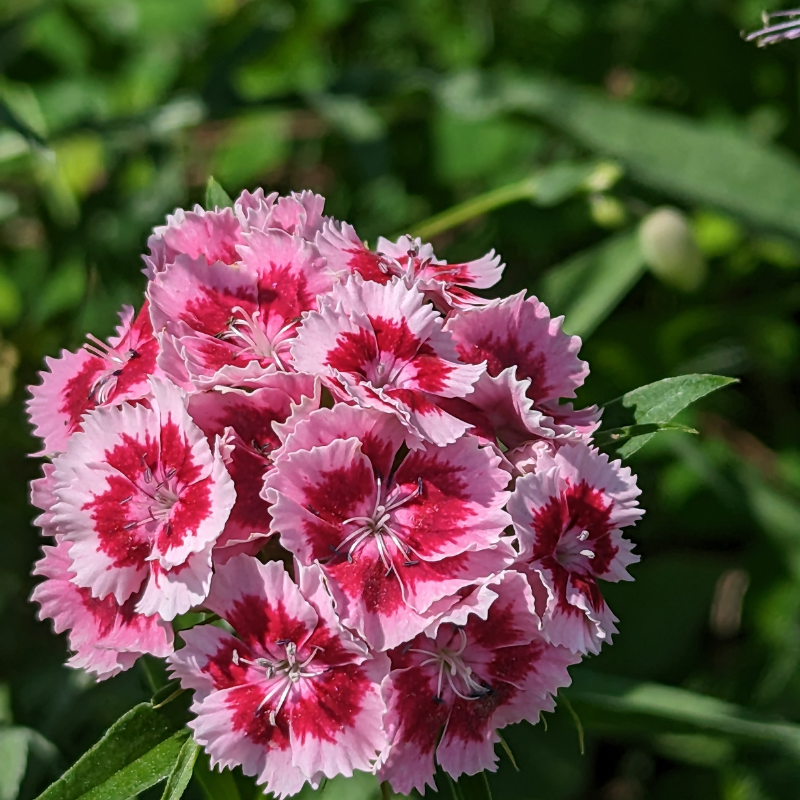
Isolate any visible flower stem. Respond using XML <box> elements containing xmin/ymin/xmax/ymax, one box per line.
<box><xmin>405</xmin><ymin>177</ymin><xmax>538</xmax><ymax>241</ymax></box>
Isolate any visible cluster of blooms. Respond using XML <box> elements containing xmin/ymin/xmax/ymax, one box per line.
<box><xmin>27</xmin><ymin>188</ymin><xmax>643</xmax><ymax>796</ymax></box>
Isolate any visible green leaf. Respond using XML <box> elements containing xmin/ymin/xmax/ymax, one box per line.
<box><xmin>0</xmin><ymin>271</ymin><xmax>22</xmax><ymax>327</ymax></box>
<box><xmin>35</xmin><ymin>696</ymin><xmax>191</xmax><ymax>800</ymax></box>
<box><xmin>600</xmin><ymin>374</ymin><xmax>737</xmax><ymax>457</ymax></box>
<box><xmin>569</xmin><ymin>670</ymin><xmax>800</xmax><ymax>756</ymax></box>
<box><xmin>211</xmin><ymin>112</ymin><xmax>289</xmax><ymax>188</ymax></box>
<box><xmin>0</xmin><ymin>92</ymin><xmax>47</xmax><ymax>149</ymax></box>
<box><xmin>32</xmin><ymin>257</ymin><xmax>86</xmax><ymax>324</ymax></box>
<box><xmin>205</xmin><ymin>176</ymin><xmax>233</xmax><ymax>210</ymax></box>
<box><xmin>0</xmin><ymin>727</ymin><xmax>29</xmax><ymax>800</ymax></box>
<box><xmin>192</xmin><ymin>752</ymin><xmax>241</xmax><ymax>800</ymax></box>
<box><xmin>594</xmin><ymin>422</ymin><xmax>698</xmax><ymax>451</ymax></box>
<box><xmin>160</xmin><ymin>739</ymin><xmax>199</xmax><ymax>800</ymax></box>
<box><xmin>499</xmin><ymin>73</ymin><xmax>800</xmax><ymax>240</ymax></box>
<box><xmin>538</xmin><ymin>229</ymin><xmax>646</xmax><ymax>338</ymax></box>
<box><xmin>295</xmin><ymin>772</ymin><xmax>382</xmax><ymax>799</ymax></box>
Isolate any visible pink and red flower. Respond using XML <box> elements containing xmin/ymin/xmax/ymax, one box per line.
<box><xmin>236</xmin><ymin>189</ymin><xmax>326</xmax><ymax>240</ymax></box>
<box><xmin>290</xmin><ymin>275</ymin><xmax>484</xmax><ymax>446</ymax></box>
<box><xmin>265</xmin><ymin>409</ymin><xmax>514</xmax><ymax>650</ymax></box>
<box><xmin>445</xmin><ymin>292</ymin><xmax>599</xmax><ymax>446</ymax></box>
<box><xmin>169</xmin><ymin>556</ymin><xmax>388</xmax><ymax>798</ymax></box>
<box><xmin>51</xmin><ymin>379</ymin><xmax>235</xmax><ymax>620</ymax></box>
<box><xmin>144</xmin><ymin>205</ymin><xmax>244</xmax><ymax>279</ymax></box>
<box><xmin>27</xmin><ymin>302</ymin><xmax>161</xmax><ymax>454</ymax></box>
<box><xmin>144</xmin><ymin>189</ymin><xmax>326</xmax><ymax>279</ymax></box>
<box><xmin>377</xmin><ymin>570</ymin><xmax>578</xmax><ymax>794</ymax></box>
<box><xmin>32</xmin><ymin>538</ymin><xmax>173</xmax><ymax>679</ymax></box>
<box><xmin>508</xmin><ymin>442</ymin><xmax>642</xmax><ymax>654</ymax></box>
<box><xmin>149</xmin><ymin>229</ymin><xmax>330</xmax><ymax>387</ymax></box>
<box><xmin>318</xmin><ymin>225</ymin><xmax>503</xmax><ymax>310</ymax></box>
<box><xmin>187</xmin><ymin>372</ymin><xmax>318</xmax><ymax>562</ymax></box>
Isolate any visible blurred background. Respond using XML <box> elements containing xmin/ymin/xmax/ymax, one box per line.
<box><xmin>4</xmin><ymin>1</ymin><xmax>800</xmax><ymax>798</ymax></box>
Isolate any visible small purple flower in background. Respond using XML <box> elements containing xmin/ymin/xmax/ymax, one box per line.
<box><xmin>745</xmin><ymin>9</ymin><xmax>800</xmax><ymax>46</ymax></box>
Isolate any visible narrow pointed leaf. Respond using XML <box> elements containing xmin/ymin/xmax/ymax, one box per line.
<box><xmin>0</xmin><ymin>727</ymin><xmax>29</xmax><ymax>800</ymax></box>
<box><xmin>600</xmin><ymin>374</ymin><xmax>737</xmax><ymax>457</ymax></box>
<box><xmin>0</xmin><ymin>97</ymin><xmax>46</xmax><ymax>149</ymax></box>
<box><xmin>205</xmin><ymin>176</ymin><xmax>233</xmax><ymax>210</ymax></box>
<box><xmin>160</xmin><ymin>739</ymin><xmax>199</xmax><ymax>800</ymax></box>
<box><xmin>498</xmin><ymin>73</ymin><xmax>800</xmax><ymax>239</ymax></box>
<box><xmin>539</xmin><ymin>229</ymin><xmax>646</xmax><ymax>338</ymax></box>
<box><xmin>34</xmin><ymin>695</ymin><xmax>191</xmax><ymax>800</ymax></box>
<box><xmin>570</xmin><ymin>670</ymin><xmax>800</xmax><ymax>756</ymax></box>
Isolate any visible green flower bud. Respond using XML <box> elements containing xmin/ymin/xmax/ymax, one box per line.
<box><xmin>639</xmin><ymin>207</ymin><xmax>707</xmax><ymax>292</ymax></box>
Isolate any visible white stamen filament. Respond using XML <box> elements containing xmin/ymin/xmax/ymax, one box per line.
<box><xmin>555</xmin><ymin>524</ymin><xmax>598</xmax><ymax>569</ymax></box>
<box><xmin>83</xmin><ymin>333</ymin><xmax>139</xmax><ymax>405</ymax></box>
<box><xmin>232</xmin><ymin>642</ymin><xmax>324</xmax><ymax>725</ymax></box>
<box><xmin>218</xmin><ymin>307</ymin><xmax>296</xmax><ymax>371</ymax></box>
<box><xmin>410</xmin><ymin>628</ymin><xmax>490</xmax><ymax>702</ymax></box>
<box><xmin>118</xmin><ymin>463</ymin><xmax>181</xmax><ymax>537</ymax></box>
<box><xmin>336</xmin><ymin>476</ymin><xmax>423</xmax><ymax>576</ymax></box>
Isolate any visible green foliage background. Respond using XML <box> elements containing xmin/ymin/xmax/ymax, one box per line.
<box><xmin>4</xmin><ymin>1</ymin><xmax>800</xmax><ymax>798</ymax></box>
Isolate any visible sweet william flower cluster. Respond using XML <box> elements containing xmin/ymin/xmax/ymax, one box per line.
<box><xmin>27</xmin><ymin>188</ymin><xmax>643</xmax><ymax>796</ymax></box>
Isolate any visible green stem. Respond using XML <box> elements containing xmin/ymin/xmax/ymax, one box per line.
<box><xmin>560</xmin><ymin>692</ymin><xmax>586</xmax><ymax>755</ymax></box>
<box><xmin>139</xmin><ymin>655</ymin><xmax>165</xmax><ymax>693</ymax></box>
<box><xmin>404</xmin><ymin>177</ymin><xmax>537</xmax><ymax>241</ymax></box>
<box><xmin>380</xmin><ymin>780</ymin><xmax>392</xmax><ymax>800</ymax></box>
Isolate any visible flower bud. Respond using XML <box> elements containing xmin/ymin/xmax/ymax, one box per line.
<box><xmin>590</xmin><ymin>193</ymin><xmax>627</xmax><ymax>228</ymax></box>
<box><xmin>639</xmin><ymin>207</ymin><xmax>707</xmax><ymax>292</ymax></box>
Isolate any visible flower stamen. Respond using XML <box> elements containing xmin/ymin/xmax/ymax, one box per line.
<box><xmin>232</xmin><ymin>643</ymin><xmax>325</xmax><ymax>726</ymax></box>
<box><xmin>335</xmin><ymin>476</ymin><xmax>423</xmax><ymax>576</ymax></box>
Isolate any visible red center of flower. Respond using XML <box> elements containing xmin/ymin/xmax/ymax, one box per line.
<box><xmin>118</xmin><ymin>456</ymin><xmax>183</xmax><ymax>537</ymax></box>
<box><xmin>532</xmin><ymin>480</ymin><xmax>616</xmax><ymax>576</ymax></box>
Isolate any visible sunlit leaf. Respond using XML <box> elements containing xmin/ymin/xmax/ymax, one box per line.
<box><xmin>600</xmin><ymin>374</ymin><xmax>737</xmax><ymax>457</ymax></box>
<box><xmin>210</xmin><ymin>112</ymin><xmax>288</xmax><ymax>188</ymax></box>
<box><xmin>160</xmin><ymin>739</ymin><xmax>199</xmax><ymax>800</ymax></box>
<box><xmin>54</xmin><ymin>134</ymin><xmax>105</xmax><ymax>198</ymax></box>
<box><xmin>0</xmin><ymin>86</ymin><xmax>47</xmax><ymax>147</ymax></box>
<box><xmin>539</xmin><ymin>229</ymin><xmax>646</xmax><ymax>338</ymax></box>
<box><xmin>35</xmin><ymin>696</ymin><xmax>191</xmax><ymax>800</ymax></box>
<box><xmin>205</xmin><ymin>176</ymin><xmax>233</xmax><ymax>210</ymax></box>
